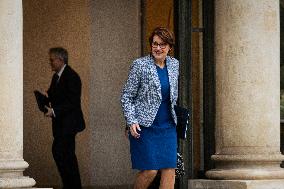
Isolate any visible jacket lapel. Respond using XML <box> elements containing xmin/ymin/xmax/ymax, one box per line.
<box><xmin>166</xmin><ymin>56</ymin><xmax>174</xmax><ymax>102</ymax></box>
<box><xmin>57</xmin><ymin>65</ymin><xmax>69</xmax><ymax>86</ymax></box>
<box><xmin>148</xmin><ymin>56</ymin><xmax>162</xmax><ymax>100</ymax></box>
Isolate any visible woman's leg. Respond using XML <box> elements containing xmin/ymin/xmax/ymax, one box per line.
<box><xmin>134</xmin><ymin>170</ymin><xmax>158</xmax><ymax>189</ymax></box>
<box><xmin>159</xmin><ymin>168</ymin><xmax>175</xmax><ymax>189</ymax></box>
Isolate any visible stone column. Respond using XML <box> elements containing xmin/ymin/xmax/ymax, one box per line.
<box><xmin>190</xmin><ymin>0</ymin><xmax>284</xmax><ymax>188</ymax></box>
<box><xmin>0</xmin><ymin>0</ymin><xmax>36</xmax><ymax>188</ymax></box>
<box><xmin>206</xmin><ymin>0</ymin><xmax>284</xmax><ymax>180</ymax></box>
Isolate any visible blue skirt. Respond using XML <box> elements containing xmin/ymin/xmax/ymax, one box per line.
<box><xmin>129</xmin><ymin>120</ymin><xmax>177</xmax><ymax>170</ymax></box>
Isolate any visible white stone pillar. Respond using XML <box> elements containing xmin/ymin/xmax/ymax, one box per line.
<box><xmin>0</xmin><ymin>0</ymin><xmax>36</xmax><ymax>188</ymax></box>
<box><xmin>190</xmin><ymin>1</ymin><xmax>284</xmax><ymax>188</ymax></box>
<box><xmin>206</xmin><ymin>0</ymin><xmax>284</xmax><ymax>180</ymax></box>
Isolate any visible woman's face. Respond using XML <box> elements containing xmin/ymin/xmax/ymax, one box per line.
<box><xmin>151</xmin><ymin>35</ymin><xmax>171</xmax><ymax>62</ymax></box>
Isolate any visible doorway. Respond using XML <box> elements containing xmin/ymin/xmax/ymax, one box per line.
<box><xmin>142</xmin><ymin>0</ymin><xmax>215</xmax><ymax>188</ymax></box>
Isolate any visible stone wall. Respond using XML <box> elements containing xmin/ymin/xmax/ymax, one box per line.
<box><xmin>23</xmin><ymin>0</ymin><xmax>140</xmax><ymax>187</ymax></box>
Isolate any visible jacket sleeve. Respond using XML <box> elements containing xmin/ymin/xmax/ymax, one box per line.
<box><xmin>120</xmin><ymin>60</ymin><xmax>141</xmax><ymax>126</ymax></box>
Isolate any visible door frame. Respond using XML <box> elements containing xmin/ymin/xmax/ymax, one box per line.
<box><xmin>174</xmin><ymin>0</ymin><xmax>193</xmax><ymax>188</ymax></box>
<box><xmin>202</xmin><ymin>0</ymin><xmax>216</xmax><ymax>174</ymax></box>
<box><xmin>174</xmin><ymin>0</ymin><xmax>215</xmax><ymax>188</ymax></box>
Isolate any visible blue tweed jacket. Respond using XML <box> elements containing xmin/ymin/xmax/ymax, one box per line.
<box><xmin>121</xmin><ymin>55</ymin><xmax>179</xmax><ymax>127</ymax></box>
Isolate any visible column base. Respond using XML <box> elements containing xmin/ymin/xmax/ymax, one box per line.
<box><xmin>188</xmin><ymin>179</ymin><xmax>284</xmax><ymax>189</ymax></box>
<box><xmin>206</xmin><ymin>168</ymin><xmax>284</xmax><ymax>180</ymax></box>
<box><xmin>206</xmin><ymin>154</ymin><xmax>284</xmax><ymax>179</ymax></box>
<box><xmin>0</xmin><ymin>176</ymin><xmax>36</xmax><ymax>188</ymax></box>
<box><xmin>0</xmin><ymin>159</ymin><xmax>36</xmax><ymax>188</ymax></box>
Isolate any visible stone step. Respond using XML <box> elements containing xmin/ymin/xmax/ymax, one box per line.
<box><xmin>188</xmin><ymin>179</ymin><xmax>284</xmax><ymax>189</ymax></box>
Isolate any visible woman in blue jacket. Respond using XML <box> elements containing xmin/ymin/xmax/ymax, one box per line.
<box><xmin>121</xmin><ymin>27</ymin><xmax>179</xmax><ymax>189</ymax></box>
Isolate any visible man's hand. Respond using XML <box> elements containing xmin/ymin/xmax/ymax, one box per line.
<box><xmin>129</xmin><ymin>123</ymin><xmax>141</xmax><ymax>139</ymax></box>
<box><xmin>44</xmin><ymin>106</ymin><xmax>53</xmax><ymax>117</ymax></box>
<box><xmin>39</xmin><ymin>89</ymin><xmax>48</xmax><ymax>97</ymax></box>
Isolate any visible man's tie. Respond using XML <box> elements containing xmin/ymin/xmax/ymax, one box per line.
<box><xmin>51</xmin><ymin>74</ymin><xmax>59</xmax><ymax>87</ymax></box>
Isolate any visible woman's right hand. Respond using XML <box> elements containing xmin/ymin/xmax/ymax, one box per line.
<box><xmin>130</xmin><ymin>123</ymin><xmax>141</xmax><ymax>139</ymax></box>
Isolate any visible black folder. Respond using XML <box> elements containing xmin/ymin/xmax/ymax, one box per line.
<box><xmin>34</xmin><ymin>90</ymin><xmax>49</xmax><ymax>113</ymax></box>
<box><xmin>174</xmin><ymin>105</ymin><xmax>190</xmax><ymax>140</ymax></box>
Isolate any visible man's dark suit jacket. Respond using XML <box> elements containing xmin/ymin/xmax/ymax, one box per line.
<box><xmin>47</xmin><ymin>65</ymin><xmax>85</xmax><ymax>137</ymax></box>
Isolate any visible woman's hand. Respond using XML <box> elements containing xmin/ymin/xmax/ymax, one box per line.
<box><xmin>130</xmin><ymin>123</ymin><xmax>141</xmax><ymax>139</ymax></box>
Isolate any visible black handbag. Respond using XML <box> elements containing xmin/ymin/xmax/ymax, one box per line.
<box><xmin>174</xmin><ymin>106</ymin><xmax>189</xmax><ymax>177</ymax></box>
<box><xmin>175</xmin><ymin>152</ymin><xmax>185</xmax><ymax>178</ymax></box>
<box><xmin>174</xmin><ymin>105</ymin><xmax>190</xmax><ymax>139</ymax></box>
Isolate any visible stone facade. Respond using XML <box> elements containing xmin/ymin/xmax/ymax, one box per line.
<box><xmin>1</xmin><ymin>0</ymin><xmax>283</xmax><ymax>188</ymax></box>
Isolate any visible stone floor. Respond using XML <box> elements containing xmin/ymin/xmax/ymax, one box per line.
<box><xmin>188</xmin><ymin>179</ymin><xmax>284</xmax><ymax>189</ymax></box>
<box><xmin>36</xmin><ymin>185</ymin><xmax>132</xmax><ymax>189</ymax></box>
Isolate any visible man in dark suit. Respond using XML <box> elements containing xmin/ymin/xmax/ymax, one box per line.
<box><xmin>45</xmin><ymin>47</ymin><xmax>85</xmax><ymax>189</ymax></box>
